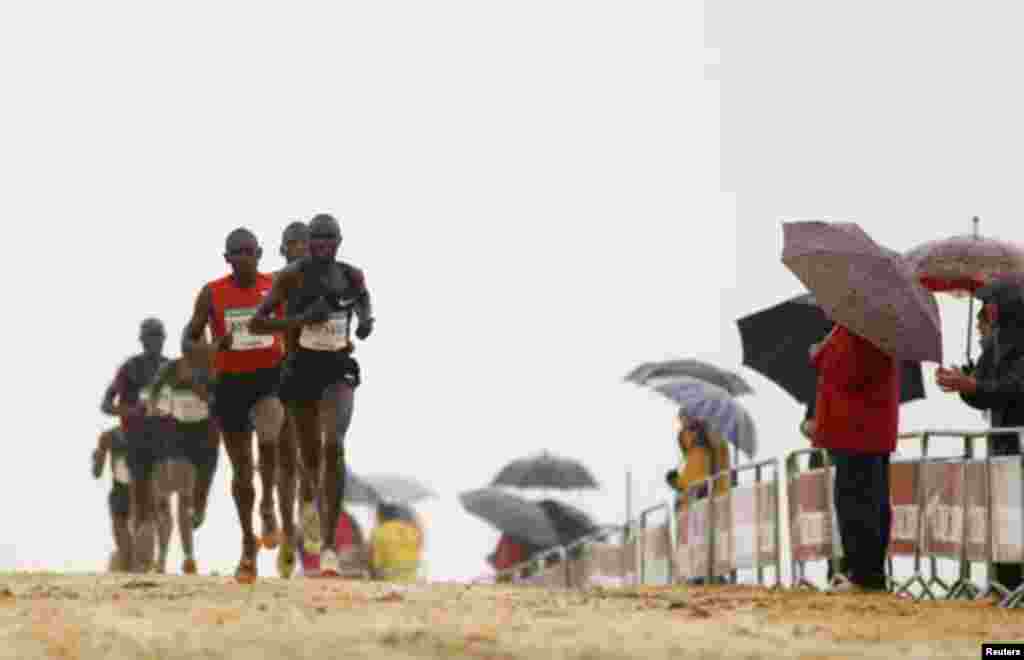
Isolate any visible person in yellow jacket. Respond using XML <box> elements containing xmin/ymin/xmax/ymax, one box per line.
<box><xmin>667</xmin><ymin>415</ymin><xmax>732</xmax><ymax>585</ymax></box>
<box><xmin>369</xmin><ymin>503</ymin><xmax>423</xmax><ymax>582</ymax></box>
<box><xmin>665</xmin><ymin>415</ymin><xmax>731</xmax><ymax>499</ymax></box>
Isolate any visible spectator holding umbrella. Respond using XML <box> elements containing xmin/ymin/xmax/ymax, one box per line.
<box><xmin>937</xmin><ymin>277</ymin><xmax>1024</xmax><ymax>597</ymax></box>
<box><xmin>665</xmin><ymin>415</ymin><xmax>731</xmax><ymax>586</ymax></box>
<box><xmin>782</xmin><ymin>220</ymin><xmax>944</xmax><ymax>595</ymax></box>
<box><xmin>810</xmin><ymin>324</ymin><xmax>899</xmax><ymax>593</ymax></box>
<box><xmin>369</xmin><ymin>502</ymin><xmax>423</xmax><ymax>583</ymax></box>
<box><xmin>666</xmin><ymin>415</ymin><xmax>731</xmax><ymax>501</ymax></box>
<box><xmin>490</xmin><ymin>534</ymin><xmax>543</xmax><ymax>582</ymax></box>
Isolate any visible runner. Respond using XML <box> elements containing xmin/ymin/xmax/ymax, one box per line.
<box><xmin>92</xmin><ymin>425</ymin><xmax>134</xmax><ymax>572</ymax></box>
<box><xmin>273</xmin><ymin>220</ymin><xmax>309</xmax><ymax>578</ymax></box>
<box><xmin>181</xmin><ymin>228</ymin><xmax>286</xmax><ymax>583</ymax></box>
<box><xmin>99</xmin><ymin>317</ymin><xmax>169</xmax><ymax>572</ymax></box>
<box><xmin>250</xmin><ymin>213</ymin><xmax>374</xmax><ymax>577</ymax></box>
<box><xmin>145</xmin><ymin>347</ymin><xmax>221</xmax><ymax>575</ymax></box>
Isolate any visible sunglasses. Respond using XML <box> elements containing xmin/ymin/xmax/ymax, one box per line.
<box><xmin>226</xmin><ymin>246</ymin><xmax>259</xmax><ymax>257</ymax></box>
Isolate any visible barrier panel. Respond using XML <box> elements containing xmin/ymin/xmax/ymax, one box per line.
<box><xmin>674</xmin><ymin>458</ymin><xmax>781</xmax><ymax>586</ymax></box>
<box><xmin>569</xmin><ymin>541</ymin><xmax>635</xmax><ymax>588</ymax></box>
<box><xmin>636</xmin><ymin>503</ymin><xmax>672</xmax><ymax>585</ymax></box>
<box><xmin>888</xmin><ymin>461</ymin><xmax>919</xmax><ymax>558</ymax></box>
<box><xmin>674</xmin><ymin>496</ymin><xmax>708</xmax><ymax>581</ymax></box>
<box><xmin>964</xmin><ymin>461</ymin><xmax>988</xmax><ymax>563</ymax></box>
<box><xmin>989</xmin><ymin>456</ymin><xmax>1024</xmax><ymax>564</ymax></box>
<box><xmin>785</xmin><ymin>452</ymin><xmax>841</xmax><ymax>589</ymax></box>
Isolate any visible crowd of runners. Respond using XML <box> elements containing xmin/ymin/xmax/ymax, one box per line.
<box><xmin>93</xmin><ymin>214</ymin><xmax>375</xmax><ymax>583</ymax></box>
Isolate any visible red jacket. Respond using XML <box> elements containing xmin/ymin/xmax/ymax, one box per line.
<box><xmin>811</xmin><ymin>325</ymin><xmax>900</xmax><ymax>454</ymax></box>
<box><xmin>492</xmin><ymin>535</ymin><xmax>526</xmax><ymax>571</ymax></box>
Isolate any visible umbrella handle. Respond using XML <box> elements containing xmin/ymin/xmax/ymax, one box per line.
<box><xmin>966</xmin><ymin>294</ymin><xmax>975</xmax><ymax>366</ymax></box>
<box><xmin>965</xmin><ymin>215</ymin><xmax>980</xmax><ymax>366</ymax></box>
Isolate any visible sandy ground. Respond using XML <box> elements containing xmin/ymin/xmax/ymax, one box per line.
<box><xmin>0</xmin><ymin>573</ymin><xmax>1018</xmax><ymax>659</ymax></box>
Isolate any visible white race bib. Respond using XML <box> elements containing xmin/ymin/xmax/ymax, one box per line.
<box><xmin>113</xmin><ymin>456</ymin><xmax>132</xmax><ymax>484</ymax></box>
<box><xmin>225</xmin><ymin>307</ymin><xmax>274</xmax><ymax>351</ymax></box>
<box><xmin>298</xmin><ymin>312</ymin><xmax>350</xmax><ymax>351</ymax></box>
<box><xmin>155</xmin><ymin>389</ymin><xmax>173</xmax><ymax>416</ymax></box>
<box><xmin>170</xmin><ymin>390</ymin><xmax>209</xmax><ymax>423</ymax></box>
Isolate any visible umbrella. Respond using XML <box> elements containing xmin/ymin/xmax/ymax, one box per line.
<box><xmin>536</xmin><ymin>499</ymin><xmax>598</xmax><ymax>546</ymax></box>
<box><xmin>341</xmin><ymin>469</ymin><xmax>384</xmax><ymax>506</ymax></box>
<box><xmin>651</xmin><ymin>378</ymin><xmax>758</xmax><ymax>458</ymax></box>
<box><xmin>736</xmin><ymin>293</ymin><xmax>926</xmax><ymax>405</ymax></box>
<box><xmin>623</xmin><ymin>359</ymin><xmax>754</xmax><ymax>396</ymax></box>
<box><xmin>905</xmin><ymin>216</ymin><xmax>1024</xmax><ymax>364</ymax></box>
<box><xmin>491</xmin><ymin>451</ymin><xmax>599</xmax><ymax>490</ymax></box>
<box><xmin>905</xmin><ymin>222</ymin><xmax>1024</xmax><ymax>292</ymax></box>
<box><xmin>459</xmin><ymin>488</ymin><xmax>561</xmax><ymax>548</ymax></box>
<box><xmin>359</xmin><ymin>473</ymin><xmax>436</xmax><ymax>504</ymax></box>
<box><xmin>782</xmin><ymin>220</ymin><xmax>942</xmax><ymax>364</ymax></box>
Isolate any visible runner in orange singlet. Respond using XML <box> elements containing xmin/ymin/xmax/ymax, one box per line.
<box><xmin>181</xmin><ymin>228</ymin><xmax>286</xmax><ymax>583</ymax></box>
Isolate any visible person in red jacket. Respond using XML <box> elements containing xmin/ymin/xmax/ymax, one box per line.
<box><xmin>810</xmin><ymin>323</ymin><xmax>899</xmax><ymax>593</ymax></box>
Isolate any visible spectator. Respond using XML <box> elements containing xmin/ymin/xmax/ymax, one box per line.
<box><xmin>937</xmin><ymin>281</ymin><xmax>1024</xmax><ymax>597</ymax></box>
<box><xmin>369</xmin><ymin>502</ymin><xmax>422</xmax><ymax>583</ymax></box>
<box><xmin>811</xmin><ymin>324</ymin><xmax>899</xmax><ymax>593</ymax></box>
<box><xmin>962</xmin><ymin>306</ymin><xmax>995</xmax><ymax>425</ymax></box>
<box><xmin>665</xmin><ymin>416</ymin><xmax>731</xmax><ymax>501</ymax></box>
<box><xmin>665</xmin><ymin>415</ymin><xmax>731</xmax><ymax>585</ymax></box>
<box><xmin>491</xmin><ymin>534</ymin><xmax>542</xmax><ymax>582</ymax></box>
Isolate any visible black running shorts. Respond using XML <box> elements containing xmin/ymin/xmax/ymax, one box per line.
<box><xmin>212</xmin><ymin>366</ymin><xmax>281</xmax><ymax>433</ymax></box>
<box><xmin>279</xmin><ymin>347</ymin><xmax>360</xmax><ymax>404</ymax></box>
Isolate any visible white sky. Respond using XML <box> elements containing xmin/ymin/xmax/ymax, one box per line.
<box><xmin>0</xmin><ymin>1</ymin><xmax>1018</xmax><ymax>582</ymax></box>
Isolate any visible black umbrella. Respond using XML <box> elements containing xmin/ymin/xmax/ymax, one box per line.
<box><xmin>536</xmin><ymin>499</ymin><xmax>598</xmax><ymax>546</ymax></box>
<box><xmin>491</xmin><ymin>451</ymin><xmax>599</xmax><ymax>490</ymax></box>
<box><xmin>736</xmin><ymin>293</ymin><xmax>925</xmax><ymax>405</ymax></box>
<box><xmin>460</xmin><ymin>488</ymin><xmax>562</xmax><ymax>548</ymax></box>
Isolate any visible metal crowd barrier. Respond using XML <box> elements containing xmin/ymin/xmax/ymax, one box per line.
<box><xmin>475</xmin><ymin>426</ymin><xmax>1022</xmax><ymax>606</ymax></box>
<box><xmin>786</xmin><ymin>427</ymin><xmax>1024</xmax><ymax>607</ymax></box>
<box><xmin>672</xmin><ymin>457</ymin><xmax>782</xmax><ymax>587</ymax></box>
<box><xmin>488</xmin><ymin>456</ymin><xmax>784</xmax><ymax>590</ymax></box>
<box><xmin>479</xmin><ymin>525</ymin><xmax>628</xmax><ymax>588</ymax></box>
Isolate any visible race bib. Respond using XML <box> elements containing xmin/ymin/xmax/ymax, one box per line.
<box><xmin>298</xmin><ymin>312</ymin><xmax>350</xmax><ymax>351</ymax></box>
<box><xmin>154</xmin><ymin>389</ymin><xmax>173</xmax><ymax>416</ymax></box>
<box><xmin>113</xmin><ymin>456</ymin><xmax>132</xmax><ymax>484</ymax></box>
<box><xmin>225</xmin><ymin>307</ymin><xmax>274</xmax><ymax>351</ymax></box>
<box><xmin>170</xmin><ymin>390</ymin><xmax>209</xmax><ymax>423</ymax></box>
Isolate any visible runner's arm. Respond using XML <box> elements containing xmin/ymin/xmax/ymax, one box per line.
<box><xmin>101</xmin><ymin>366</ymin><xmax>140</xmax><ymax>417</ymax></box>
<box><xmin>350</xmin><ymin>267</ymin><xmax>374</xmax><ymax>338</ymax></box>
<box><xmin>182</xmin><ymin>285</ymin><xmax>218</xmax><ymax>355</ymax></box>
<box><xmin>100</xmin><ymin>379</ymin><xmax>119</xmax><ymax>416</ymax></box>
<box><xmin>249</xmin><ymin>269</ymin><xmax>311</xmax><ymax>333</ymax></box>
<box><xmin>93</xmin><ymin>428</ymin><xmax>115</xmax><ymax>478</ymax></box>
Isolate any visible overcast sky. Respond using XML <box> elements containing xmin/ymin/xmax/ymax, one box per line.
<box><xmin>1</xmin><ymin>1</ymin><xmax>1018</xmax><ymax>582</ymax></box>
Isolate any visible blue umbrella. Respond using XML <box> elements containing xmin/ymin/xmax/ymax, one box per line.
<box><xmin>652</xmin><ymin>378</ymin><xmax>757</xmax><ymax>458</ymax></box>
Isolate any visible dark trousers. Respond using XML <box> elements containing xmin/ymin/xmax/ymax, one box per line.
<box><xmin>829</xmin><ymin>449</ymin><xmax>891</xmax><ymax>590</ymax></box>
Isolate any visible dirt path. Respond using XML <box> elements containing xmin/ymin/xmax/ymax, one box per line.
<box><xmin>0</xmin><ymin>573</ymin><xmax>1013</xmax><ymax>658</ymax></box>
